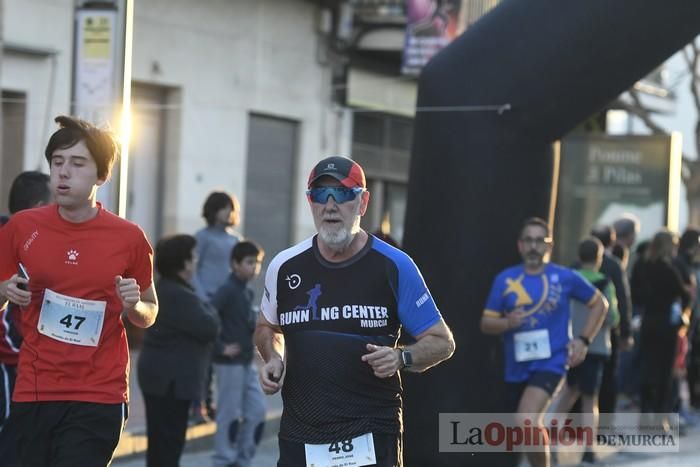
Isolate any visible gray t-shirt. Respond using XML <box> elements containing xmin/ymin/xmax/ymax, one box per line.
<box><xmin>571</xmin><ymin>270</ymin><xmax>617</xmax><ymax>356</ymax></box>
<box><xmin>193</xmin><ymin>225</ymin><xmax>242</xmax><ymax>300</ymax></box>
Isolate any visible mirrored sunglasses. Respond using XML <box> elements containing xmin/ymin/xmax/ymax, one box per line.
<box><xmin>306</xmin><ymin>186</ymin><xmax>364</xmax><ymax>204</ymax></box>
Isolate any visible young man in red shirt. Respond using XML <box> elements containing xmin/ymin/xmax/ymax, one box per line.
<box><xmin>0</xmin><ymin>115</ymin><xmax>159</xmax><ymax>466</ymax></box>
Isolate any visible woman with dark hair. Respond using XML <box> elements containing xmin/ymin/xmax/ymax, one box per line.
<box><xmin>674</xmin><ymin>228</ymin><xmax>700</xmax><ymax>298</ymax></box>
<box><xmin>193</xmin><ymin>191</ymin><xmax>243</xmax><ymax>421</ymax></box>
<box><xmin>634</xmin><ymin>230</ymin><xmax>690</xmax><ymax>424</ymax></box>
<box><xmin>137</xmin><ymin>234</ymin><xmax>220</xmax><ymax>467</ymax></box>
<box><xmin>611</xmin><ymin>243</ymin><xmax>629</xmax><ymax>270</ymax></box>
<box><xmin>195</xmin><ymin>191</ymin><xmax>243</xmax><ymax>300</ymax></box>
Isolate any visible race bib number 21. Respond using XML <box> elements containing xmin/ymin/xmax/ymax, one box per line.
<box><xmin>514</xmin><ymin>329</ymin><xmax>551</xmax><ymax>362</ymax></box>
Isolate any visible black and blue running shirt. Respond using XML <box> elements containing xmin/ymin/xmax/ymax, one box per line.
<box><xmin>261</xmin><ymin>234</ymin><xmax>442</xmax><ymax>444</ymax></box>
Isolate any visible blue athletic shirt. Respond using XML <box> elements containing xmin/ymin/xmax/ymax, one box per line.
<box><xmin>483</xmin><ymin>263</ymin><xmax>597</xmax><ymax>382</ymax></box>
<box><xmin>261</xmin><ymin>234</ymin><xmax>442</xmax><ymax>443</ymax></box>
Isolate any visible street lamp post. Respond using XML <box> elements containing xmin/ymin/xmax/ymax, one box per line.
<box><xmin>71</xmin><ymin>0</ymin><xmax>133</xmax><ymax>218</ymax></box>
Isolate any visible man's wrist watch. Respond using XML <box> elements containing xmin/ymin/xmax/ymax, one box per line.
<box><xmin>398</xmin><ymin>348</ymin><xmax>413</xmax><ymax>369</ymax></box>
<box><xmin>577</xmin><ymin>335</ymin><xmax>591</xmax><ymax>347</ymax></box>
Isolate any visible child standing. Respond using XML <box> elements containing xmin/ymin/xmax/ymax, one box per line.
<box><xmin>211</xmin><ymin>241</ymin><xmax>266</xmax><ymax>467</ymax></box>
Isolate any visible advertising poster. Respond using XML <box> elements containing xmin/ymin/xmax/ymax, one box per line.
<box><xmin>402</xmin><ymin>0</ymin><xmax>463</xmax><ymax>75</ymax></box>
<box><xmin>553</xmin><ymin>134</ymin><xmax>681</xmax><ymax>264</ymax></box>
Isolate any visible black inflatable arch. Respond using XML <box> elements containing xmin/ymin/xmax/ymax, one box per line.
<box><xmin>402</xmin><ymin>1</ymin><xmax>700</xmax><ymax>465</ymax></box>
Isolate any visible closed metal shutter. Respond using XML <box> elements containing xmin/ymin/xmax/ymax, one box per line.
<box><xmin>244</xmin><ymin>113</ymin><xmax>298</xmax><ymax>261</ymax></box>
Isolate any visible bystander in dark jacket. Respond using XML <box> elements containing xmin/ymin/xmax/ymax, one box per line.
<box><xmin>591</xmin><ymin>225</ymin><xmax>633</xmax><ymax>415</ymax></box>
<box><xmin>674</xmin><ymin>228</ymin><xmax>700</xmax><ymax>405</ymax></box>
<box><xmin>138</xmin><ymin>234</ymin><xmax>220</xmax><ymax>467</ymax></box>
<box><xmin>634</xmin><ymin>230</ymin><xmax>690</xmax><ymax>416</ymax></box>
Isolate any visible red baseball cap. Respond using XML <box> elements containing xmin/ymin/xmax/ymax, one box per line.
<box><xmin>307</xmin><ymin>156</ymin><xmax>366</xmax><ymax>189</ymax></box>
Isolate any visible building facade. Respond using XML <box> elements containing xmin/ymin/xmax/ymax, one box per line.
<box><xmin>0</xmin><ymin>0</ymin><xmax>502</xmax><ymax>256</ymax></box>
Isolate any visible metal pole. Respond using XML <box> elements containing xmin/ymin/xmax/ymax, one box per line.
<box><xmin>117</xmin><ymin>0</ymin><xmax>133</xmax><ymax>218</ymax></box>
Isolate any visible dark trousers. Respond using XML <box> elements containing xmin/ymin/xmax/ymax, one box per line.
<box><xmin>640</xmin><ymin>328</ymin><xmax>677</xmax><ymax>414</ymax></box>
<box><xmin>599</xmin><ymin>331</ymin><xmax>619</xmax><ymax>413</ymax></box>
<box><xmin>0</xmin><ymin>363</ymin><xmax>19</xmax><ymax>467</ymax></box>
<box><xmin>143</xmin><ymin>387</ymin><xmax>191</xmax><ymax>467</ymax></box>
<box><xmin>641</xmin><ymin>381</ymin><xmax>675</xmax><ymax>414</ymax></box>
<box><xmin>11</xmin><ymin>400</ymin><xmax>126</xmax><ymax>467</ymax></box>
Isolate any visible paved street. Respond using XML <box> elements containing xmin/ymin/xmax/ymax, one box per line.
<box><xmin>112</xmin><ymin>358</ymin><xmax>700</xmax><ymax>467</ymax></box>
<box><xmin>115</xmin><ymin>353</ymin><xmax>700</xmax><ymax>466</ymax></box>
<box><xmin>562</xmin><ymin>427</ymin><xmax>700</xmax><ymax>466</ymax></box>
<box><xmin>113</xmin><ymin>424</ymin><xmax>700</xmax><ymax>467</ymax></box>
<box><xmin>113</xmin><ymin>435</ymin><xmax>279</xmax><ymax>467</ymax></box>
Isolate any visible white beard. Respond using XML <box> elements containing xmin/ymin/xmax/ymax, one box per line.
<box><xmin>318</xmin><ymin>215</ymin><xmax>362</xmax><ymax>252</ymax></box>
<box><xmin>318</xmin><ymin>225</ymin><xmax>351</xmax><ymax>250</ymax></box>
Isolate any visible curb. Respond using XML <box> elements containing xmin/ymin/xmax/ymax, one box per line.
<box><xmin>113</xmin><ymin>410</ymin><xmax>282</xmax><ymax>461</ymax></box>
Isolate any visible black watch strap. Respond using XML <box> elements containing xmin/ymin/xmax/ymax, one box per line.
<box><xmin>399</xmin><ymin>348</ymin><xmax>413</xmax><ymax>369</ymax></box>
<box><xmin>578</xmin><ymin>335</ymin><xmax>591</xmax><ymax>346</ymax></box>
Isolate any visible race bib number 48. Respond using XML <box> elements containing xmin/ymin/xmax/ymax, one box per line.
<box><xmin>37</xmin><ymin>289</ymin><xmax>106</xmax><ymax>347</ymax></box>
<box><xmin>305</xmin><ymin>432</ymin><xmax>376</xmax><ymax>467</ymax></box>
<box><xmin>514</xmin><ymin>329</ymin><xmax>551</xmax><ymax>362</ymax></box>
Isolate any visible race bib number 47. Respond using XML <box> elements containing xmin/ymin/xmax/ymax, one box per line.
<box><xmin>37</xmin><ymin>289</ymin><xmax>106</xmax><ymax>347</ymax></box>
<box><xmin>305</xmin><ymin>432</ymin><xmax>376</xmax><ymax>467</ymax></box>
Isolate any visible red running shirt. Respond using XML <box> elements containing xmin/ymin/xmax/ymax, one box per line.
<box><xmin>0</xmin><ymin>204</ymin><xmax>153</xmax><ymax>403</ymax></box>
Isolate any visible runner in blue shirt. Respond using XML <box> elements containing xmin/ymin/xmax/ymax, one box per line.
<box><xmin>480</xmin><ymin>217</ymin><xmax>608</xmax><ymax>467</ymax></box>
